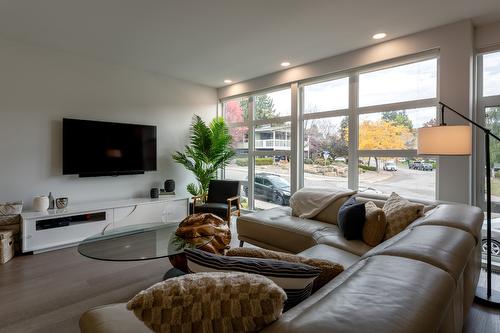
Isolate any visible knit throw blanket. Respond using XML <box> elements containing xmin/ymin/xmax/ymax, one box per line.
<box><xmin>290</xmin><ymin>187</ymin><xmax>356</xmax><ymax>219</ymax></box>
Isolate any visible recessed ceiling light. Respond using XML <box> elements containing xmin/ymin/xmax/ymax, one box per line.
<box><xmin>223</xmin><ymin>79</ymin><xmax>232</xmax><ymax>84</ymax></box>
<box><xmin>281</xmin><ymin>61</ymin><xmax>291</xmax><ymax>67</ymax></box>
<box><xmin>372</xmin><ymin>33</ymin><xmax>387</xmax><ymax>40</ymax></box>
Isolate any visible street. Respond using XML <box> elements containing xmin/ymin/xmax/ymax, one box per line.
<box><xmin>225</xmin><ymin>164</ymin><xmax>435</xmax><ymax>201</ymax></box>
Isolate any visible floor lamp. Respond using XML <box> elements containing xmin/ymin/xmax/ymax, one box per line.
<box><xmin>417</xmin><ymin>101</ymin><xmax>500</xmax><ymax>307</ymax></box>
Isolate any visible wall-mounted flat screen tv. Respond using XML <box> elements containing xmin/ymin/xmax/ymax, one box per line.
<box><xmin>63</xmin><ymin>118</ymin><xmax>157</xmax><ymax>177</ymax></box>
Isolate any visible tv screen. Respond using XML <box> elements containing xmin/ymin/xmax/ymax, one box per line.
<box><xmin>63</xmin><ymin>118</ymin><xmax>157</xmax><ymax>177</ymax></box>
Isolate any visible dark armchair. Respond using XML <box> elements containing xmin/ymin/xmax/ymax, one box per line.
<box><xmin>192</xmin><ymin>180</ymin><xmax>241</xmax><ymax>224</ymax></box>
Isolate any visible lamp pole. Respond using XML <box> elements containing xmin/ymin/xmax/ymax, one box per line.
<box><xmin>438</xmin><ymin>102</ymin><xmax>500</xmax><ymax>306</ymax></box>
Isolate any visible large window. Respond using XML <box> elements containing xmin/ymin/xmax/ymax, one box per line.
<box><xmin>302</xmin><ymin>76</ymin><xmax>350</xmax><ymax>189</ymax></box>
<box><xmin>477</xmin><ymin>49</ymin><xmax>500</xmax><ymax>306</ymax></box>
<box><xmin>359</xmin><ymin>58</ymin><xmax>437</xmax><ymax>107</ymax></box>
<box><xmin>223</xmin><ymin>88</ymin><xmax>292</xmax><ymax>210</ymax></box>
<box><xmin>222</xmin><ymin>55</ymin><xmax>439</xmax><ymax>208</ymax></box>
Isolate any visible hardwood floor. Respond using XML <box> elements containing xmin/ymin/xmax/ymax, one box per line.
<box><xmin>0</xmin><ymin>247</ymin><xmax>170</xmax><ymax>333</ymax></box>
<box><xmin>0</xmin><ymin>223</ymin><xmax>498</xmax><ymax>333</ymax></box>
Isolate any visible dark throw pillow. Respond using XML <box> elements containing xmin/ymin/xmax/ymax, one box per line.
<box><xmin>337</xmin><ymin>196</ymin><xmax>366</xmax><ymax>240</ymax></box>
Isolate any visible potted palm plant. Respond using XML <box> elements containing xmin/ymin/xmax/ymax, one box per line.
<box><xmin>172</xmin><ymin>115</ymin><xmax>235</xmax><ymax>197</ymax></box>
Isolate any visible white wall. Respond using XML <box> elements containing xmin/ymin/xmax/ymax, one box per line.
<box><xmin>475</xmin><ymin>21</ymin><xmax>500</xmax><ymax>50</ymax></box>
<box><xmin>218</xmin><ymin>20</ymin><xmax>475</xmax><ymax>205</ymax></box>
<box><xmin>0</xmin><ymin>37</ymin><xmax>217</xmax><ymax>208</ymax></box>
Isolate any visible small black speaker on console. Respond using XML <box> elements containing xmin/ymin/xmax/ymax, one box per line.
<box><xmin>150</xmin><ymin>188</ymin><xmax>159</xmax><ymax>199</ymax></box>
<box><xmin>164</xmin><ymin>179</ymin><xmax>175</xmax><ymax>192</ymax></box>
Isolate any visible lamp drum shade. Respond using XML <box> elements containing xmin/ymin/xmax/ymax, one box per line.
<box><xmin>417</xmin><ymin>125</ymin><xmax>472</xmax><ymax>156</ymax></box>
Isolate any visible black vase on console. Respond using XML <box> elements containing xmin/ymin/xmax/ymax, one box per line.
<box><xmin>164</xmin><ymin>179</ymin><xmax>175</xmax><ymax>192</ymax></box>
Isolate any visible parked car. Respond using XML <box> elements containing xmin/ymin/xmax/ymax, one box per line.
<box><xmin>481</xmin><ymin>218</ymin><xmax>500</xmax><ymax>256</ymax></box>
<box><xmin>334</xmin><ymin>157</ymin><xmax>347</xmax><ymax>163</ymax></box>
<box><xmin>421</xmin><ymin>162</ymin><xmax>434</xmax><ymax>171</ymax></box>
<box><xmin>383</xmin><ymin>161</ymin><xmax>397</xmax><ymax>171</ymax></box>
<box><xmin>243</xmin><ymin>173</ymin><xmax>291</xmax><ymax>206</ymax></box>
<box><xmin>409</xmin><ymin>160</ymin><xmax>433</xmax><ymax>171</ymax></box>
<box><xmin>409</xmin><ymin>160</ymin><xmax>423</xmax><ymax>170</ymax></box>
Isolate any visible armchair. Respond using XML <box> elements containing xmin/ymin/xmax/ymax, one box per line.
<box><xmin>192</xmin><ymin>180</ymin><xmax>241</xmax><ymax>224</ymax></box>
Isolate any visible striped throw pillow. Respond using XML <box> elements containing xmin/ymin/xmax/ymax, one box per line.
<box><xmin>185</xmin><ymin>249</ymin><xmax>321</xmax><ymax>310</ymax></box>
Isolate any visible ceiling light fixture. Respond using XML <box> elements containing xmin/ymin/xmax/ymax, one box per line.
<box><xmin>223</xmin><ymin>79</ymin><xmax>232</xmax><ymax>84</ymax></box>
<box><xmin>281</xmin><ymin>61</ymin><xmax>291</xmax><ymax>67</ymax></box>
<box><xmin>372</xmin><ymin>33</ymin><xmax>387</xmax><ymax>40</ymax></box>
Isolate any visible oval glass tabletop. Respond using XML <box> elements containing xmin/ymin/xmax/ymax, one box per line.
<box><xmin>78</xmin><ymin>222</ymin><xmax>214</xmax><ymax>261</ymax></box>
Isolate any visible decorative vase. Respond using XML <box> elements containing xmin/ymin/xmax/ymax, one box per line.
<box><xmin>33</xmin><ymin>196</ymin><xmax>50</xmax><ymax>212</ymax></box>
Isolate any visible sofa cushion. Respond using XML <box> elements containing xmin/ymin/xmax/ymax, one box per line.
<box><xmin>80</xmin><ymin>303</ymin><xmax>153</xmax><ymax>333</ymax></box>
<box><xmin>363</xmin><ymin>225</ymin><xmax>476</xmax><ymax>282</ymax></box>
<box><xmin>337</xmin><ymin>197</ymin><xmax>366</xmax><ymax>240</ymax></box>
<box><xmin>127</xmin><ymin>272</ymin><xmax>286</xmax><ymax>333</ymax></box>
<box><xmin>313</xmin><ymin>227</ymin><xmax>373</xmax><ymax>256</ymax></box>
<box><xmin>226</xmin><ymin>247</ymin><xmax>344</xmax><ymax>292</ymax></box>
<box><xmin>410</xmin><ymin>204</ymin><xmax>484</xmax><ymax>243</ymax></box>
<box><xmin>195</xmin><ymin>202</ymin><xmax>238</xmax><ymax>217</ymax></box>
<box><xmin>185</xmin><ymin>249</ymin><xmax>320</xmax><ymax>310</ymax></box>
<box><xmin>362</xmin><ymin>201</ymin><xmax>387</xmax><ymax>246</ymax></box>
<box><xmin>261</xmin><ymin>255</ymin><xmax>456</xmax><ymax>333</ymax></box>
<box><xmin>297</xmin><ymin>244</ymin><xmax>360</xmax><ymax>269</ymax></box>
<box><xmin>383</xmin><ymin>192</ymin><xmax>424</xmax><ymax>240</ymax></box>
<box><xmin>236</xmin><ymin>207</ymin><xmax>332</xmax><ymax>253</ymax></box>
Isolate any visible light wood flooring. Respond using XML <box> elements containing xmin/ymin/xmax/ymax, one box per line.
<box><xmin>0</xmin><ymin>223</ymin><xmax>499</xmax><ymax>332</ymax></box>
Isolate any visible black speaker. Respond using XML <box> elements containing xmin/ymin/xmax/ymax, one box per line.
<box><xmin>150</xmin><ymin>188</ymin><xmax>159</xmax><ymax>199</ymax></box>
<box><xmin>164</xmin><ymin>179</ymin><xmax>175</xmax><ymax>192</ymax></box>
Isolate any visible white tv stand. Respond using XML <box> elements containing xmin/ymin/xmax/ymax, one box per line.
<box><xmin>20</xmin><ymin>196</ymin><xmax>189</xmax><ymax>253</ymax></box>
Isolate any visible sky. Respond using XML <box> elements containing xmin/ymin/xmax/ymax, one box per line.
<box><xmin>483</xmin><ymin>51</ymin><xmax>500</xmax><ymax>97</ymax></box>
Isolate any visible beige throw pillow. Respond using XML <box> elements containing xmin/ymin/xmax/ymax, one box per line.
<box><xmin>127</xmin><ymin>272</ymin><xmax>286</xmax><ymax>333</ymax></box>
<box><xmin>226</xmin><ymin>247</ymin><xmax>344</xmax><ymax>292</ymax></box>
<box><xmin>362</xmin><ymin>201</ymin><xmax>387</xmax><ymax>247</ymax></box>
<box><xmin>383</xmin><ymin>192</ymin><xmax>424</xmax><ymax>240</ymax></box>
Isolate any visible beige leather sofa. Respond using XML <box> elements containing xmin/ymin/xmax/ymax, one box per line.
<box><xmin>80</xmin><ymin>194</ymin><xmax>483</xmax><ymax>333</ymax></box>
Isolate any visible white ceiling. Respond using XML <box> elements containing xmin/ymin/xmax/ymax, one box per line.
<box><xmin>0</xmin><ymin>0</ymin><xmax>500</xmax><ymax>88</ymax></box>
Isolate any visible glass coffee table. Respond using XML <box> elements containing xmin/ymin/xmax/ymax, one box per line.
<box><xmin>78</xmin><ymin>222</ymin><xmax>213</xmax><ymax>279</ymax></box>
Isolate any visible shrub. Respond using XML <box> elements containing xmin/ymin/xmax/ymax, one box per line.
<box><xmin>359</xmin><ymin>164</ymin><xmax>377</xmax><ymax>172</ymax></box>
<box><xmin>304</xmin><ymin>158</ymin><xmax>314</xmax><ymax>165</ymax></box>
<box><xmin>255</xmin><ymin>157</ymin><xmax>274</xmax><ymax>166</ymax></box>
<box><xmin>235</xmin><ymin>158</ymin><xmax>248</xmax><ymax>167</ymax></box>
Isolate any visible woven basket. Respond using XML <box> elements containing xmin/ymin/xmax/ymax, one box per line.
<box><xmin>0</xmin><ymin>202</ymin><xmax>23</xmax><ymax>215</ymax></box>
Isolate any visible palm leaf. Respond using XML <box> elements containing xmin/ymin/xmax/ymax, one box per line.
<box><xmin>172</xmin><ymin>115</ymin><xmax>235</xmax><ymax>196</ymax></box>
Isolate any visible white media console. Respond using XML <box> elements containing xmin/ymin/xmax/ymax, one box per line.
<box><xmin>20</xmin><ymin>196</ymin><xmax>189</xmax><ymax>253</ymax></box>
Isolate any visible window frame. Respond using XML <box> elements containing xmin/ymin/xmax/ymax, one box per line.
<box><xmin>475</xmin><ymin>49</ymin><xmax>500</xmax><ymax>210</ymax></box>
<box><xmin>221</xmin><ymin>52</ymin><xmax>440</xmax><ymax>209</ymax></box>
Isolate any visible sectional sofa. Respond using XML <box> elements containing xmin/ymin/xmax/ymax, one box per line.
<box><xmin>80</xmin><ymin>194</ymin><xmax>483</xmax><ymax>333</ymax></box>
<box><xmin>237</xmin><ymin>194</ymin><xmax>483</xmax><ymax>333</ymax></box>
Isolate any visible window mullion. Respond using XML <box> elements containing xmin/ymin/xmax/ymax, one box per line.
<box><xmin>248</xmin><ymin>97</ymin><xmax>255</xmax><ymax>210</ymax></box>
<box><xmin>348</xmin><ymin>74</ymin><xmax>359</xmax><ymax>191</ymax></box>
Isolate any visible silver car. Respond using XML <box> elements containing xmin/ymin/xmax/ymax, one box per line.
<box><xmin>481</xmin><ymin>218</ymin><xmax>500</xmax><ymax>256</ymax></box>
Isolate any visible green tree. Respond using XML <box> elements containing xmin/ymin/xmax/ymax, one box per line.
<box><xmin>382</xmin><ymin>111</ymin><xmax>413</xmax><ymax>130</ymax></box>
<box><xmin>240</xmin><ymin>95</ymin><xmax>278</xmax><ymax>120</ymax></box>
<box><xmin>172</xmin><ymin>116</ymin><xmax>235</xmax><ymax>196</ymax></box>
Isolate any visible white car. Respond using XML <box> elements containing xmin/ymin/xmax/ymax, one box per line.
<box><xmin>383</xmin><ymin>162</ymin><xmax>397</xmax><ymax>171</ymax></box>
<box><xmin>334</xmin><ymin>157</ymin><xmax>347</xmax><ymax>163</ymax></box>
